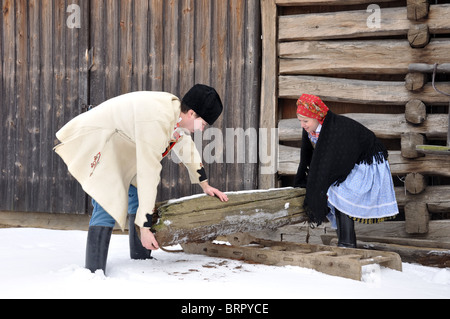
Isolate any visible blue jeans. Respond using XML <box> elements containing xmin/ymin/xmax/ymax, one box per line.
<box><xmin>89</xmin><ymin>185</ymin><xmax>139</xmax><ymax>228</ymax></box>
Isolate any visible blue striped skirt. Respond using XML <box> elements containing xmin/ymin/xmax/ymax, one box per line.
<box><xmin>327</xmin><ymin>156</ymin><xmax>399</xmax><ymax>229</ymax></box>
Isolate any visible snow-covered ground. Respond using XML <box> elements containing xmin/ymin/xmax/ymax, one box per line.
<box><xmin>0</xmin><ymin>228</ymin><xmax>449</xmax><ymax>299</ymax></box>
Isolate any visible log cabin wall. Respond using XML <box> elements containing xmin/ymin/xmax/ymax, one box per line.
<box><xmin>0</xmin><ymin>0</ymin><xmax>261</xmax><ymax>217</ymax></box>
<box><xmin>260</xmin><ymin>0</ymin><xmax>450</xmax><ymax>239</ymax></box>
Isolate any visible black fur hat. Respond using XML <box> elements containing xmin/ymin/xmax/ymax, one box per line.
<box><xmin>182</xmin><ymin>84</ymin><xmax>223</xmax><ymax>125</ymax></box>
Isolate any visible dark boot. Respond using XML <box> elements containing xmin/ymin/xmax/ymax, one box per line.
<box><xmin>335</xmin><ymin>209</ymin><xmax>357</xmax><ymax>248</ymax></box>
<box><xmin>85</xmin><ymin>226</ymin><xmax>113</xmax><ymax>274</ymax></box>
<box><xmin>129</xmin><ymin>214</ymin><xmax>153</xmax><ymax>260</ymax></box>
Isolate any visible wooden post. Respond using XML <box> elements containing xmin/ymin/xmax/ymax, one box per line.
<box><xmin>405</xmin><ymin>99</ymin><xmax>427</xmax><ymax>124</ymax></box>
<box><xmin>407</xmin><ymin>0</ymin><xmax>430</xmax><ymax>21</ymax></box>
<box><xmin>259</xmin><ymin>0</ymin><xmax>278</xmax><ymax>190</ymax></box>
<box><xmin>405</xmin><ymin>202</ymin><xmax>430</xmax><ymax>234</ymax></box>
<box><xmin>405</xmin><ymin>173</ymin><xmax>427</xmax><ymax>195</ymax></box>
<box><xmin>408</xmin><ymin>24</ymin><xmax>430</xmax><ymax>48</ymax></box>
<box><xmin>401</xmin><ymin>133</ymin><xmax>426</xmax><ymax>159</ymax></box>
<box><xmin>405</xmin><ymin>72</ymin><xmax>427</xmax><ymax>91</ymax></box>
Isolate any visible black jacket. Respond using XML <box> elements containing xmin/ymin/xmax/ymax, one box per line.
<box><xmin>294</xmin><ymin>111</ymin><xmax>388</xmax><ymax>225</ymax></box>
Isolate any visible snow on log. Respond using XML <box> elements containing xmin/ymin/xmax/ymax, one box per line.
<box><xmin>152</xmin><ymin>188</ymin><xmax>307</xmax><ymax>247</ymax></box>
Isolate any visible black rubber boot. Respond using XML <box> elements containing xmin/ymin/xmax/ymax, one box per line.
<box><xmin>129</xmin><ymin>214</ymin><xmax>153</xmax><ymax>260</ymax></box>
<box><xmin>335</xmin><ymin>209</ymin><xmax>357</xmax><ymax>248</ymax></box>
<box><xmin>85</xmin><ymin>226</ymin><xmax>113</xmax><ymax>274</ymax></box>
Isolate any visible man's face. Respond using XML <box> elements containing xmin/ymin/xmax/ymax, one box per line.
<box><xmin>180</xmin><ymin>110</ymin><xmax>208</xmax><ymax>133</ymax></box>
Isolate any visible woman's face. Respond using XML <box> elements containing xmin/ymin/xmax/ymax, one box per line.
<box><xmin>297</xmin><ymin>115</ymin><xmax>320</xmax><ymax>134</ymax></box>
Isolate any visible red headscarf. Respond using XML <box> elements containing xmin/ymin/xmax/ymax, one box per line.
<box><xmin>296</xmin><ymin>94</ymin><xmax>329</xmax><ymax>125</ymax></box>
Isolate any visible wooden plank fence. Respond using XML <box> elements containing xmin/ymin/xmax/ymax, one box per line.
<box><xmin>0</xmin><ymin>0</ymin><xmax>261</xmax><ymax>216</ymax></box>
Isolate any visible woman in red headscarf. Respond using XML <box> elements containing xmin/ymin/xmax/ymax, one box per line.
<box><xmin>294</xmin><ymin>94</ymin><xmax>398</xmax><ymax>248</ymax></box>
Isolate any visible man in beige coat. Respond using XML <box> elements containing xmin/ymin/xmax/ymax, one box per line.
<box><xmin>54</xmin><ymin>84</ymin><xmax>228</xmax><ymax>274</ymax></box>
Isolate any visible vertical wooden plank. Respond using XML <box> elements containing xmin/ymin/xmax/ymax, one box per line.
<box><xmin>89</xmin><ymin>0</ymin><xmax>106</xmax><ymax>105</ymax></box>
<box><xmin>178</xmin><ymin>0</ymin><xmax>195</xmax><ymax>197</ymax></box>
<box><xmin>243</xmin><ymin>0</ymin><xmax>261</xmax><ymax>190</ymax></box>
<box><xmin>39</xmin><ymin>0</ymin><xmax>54</xmax><ymax>212</ymax></box>
<box><xmin>60</xmin><ymin>0</ymin><xmax>88</xmax><ymax>214</ymax></box>
<box><xmin>259</xmin><ymin>0</ymin><xmax>278</xmax><ymax>189</ymax></box>
<box><xmin>226</xmin><ymin>0</ymin><xmax>245</xmax><ymax>191</ymax></box>
<box><xmin>52</xmin><ymin>0</ymin><xmax>67</xmax><ymax>212</ymax></box>
<box><xmin>209</xmin><ymin>0</ymin><xmax>229</xmax><ymax>192</ymax></box>
<box><xmin>1</xmin><ymin>0</ymin><xmax>16</xmax><ymax>211</ymax></box>
<box><xmin>27</xmin><ymin>0</ymin><xmax>42</xmax><ymax>212</ymax></box>
<box><xmin>15</xmin><ymin>0</ymin><xmax>30</xmax><ymax>211</ymax></box>
<box><xmin>105</xmin><ymin>0</ymin><xmax>119</xmax><ymax>97</ymax></box>
<box><xmin>160</xmin><ymin>0</ymin><xmax>181</xmax><ymax>201</ymax></box>
<box><xmin>119</xmin><ymin>0</ymin><xmax>133</xmax><ymax>95</ymax></box>
<box><xmin>149</xmin><ymin>0</ymin><xmax>164</xmax><ymax>91</ymax></box>
<box><xmin>133</xmin><ymin>0</ymin><xmax>149</xmax><ymax>91</ymax></box>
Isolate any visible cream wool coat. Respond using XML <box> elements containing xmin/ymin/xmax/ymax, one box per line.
<box><xmin>54</xmin><ymin>91</ymin><xmax>205</xmax><ymax>230</ymax></box>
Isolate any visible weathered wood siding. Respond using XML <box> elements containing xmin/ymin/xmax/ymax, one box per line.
<box><xmin>260</xmin><ymin>0</ymin><xmax>450</xmax><ymax>238</ymax></box>
<box><xmin>0</xmin><ymin>0</ymin><xmax>261</xmax><ymax>215</ymax></box>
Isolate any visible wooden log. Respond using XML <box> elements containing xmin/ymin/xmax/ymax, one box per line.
<box><xmin>407</xmin><ymin>0</ymin><xmax>430</xmax><ymax>21</ymax></box>
<box><xmin>355</xmin><ymin>220</ymin><xmax>450</xmax><ymax>243</ymax></box>
<box><xmin>279</xmin><ymin>75</ymin><xmax>450</xmax><ymax>105</ymax></box>
<box><xmin>396</xmin><ymin>185</ymin><xmax>450</xmax><ymax>213</ymax></box>
<box><xmin>408</xmin><ymin>24</ymin><xmax>430</xmax><ymax>48</ymax></box>
<box><xmin>152</xmin><ymin>188</ymin><xmax>307</xmax><ymax>246</ymax></box>
<box><xmin>276</xmin><ymin>0</ymin><xmax>398</xmax><ymax>5</ymax></box>
<box><xmin>278</xmin><ymin>114</ymin><xmax>448</xmax><ymax>142</ymax></box>
<box><xmin>278</xmin><ymin>146</ymin><xmax>450</xmax><ymax>177</ymax></box>
<box><xmin>401</xmin><ymin>133</ymin><xmax>426</xmax><ymax>159</ymax></box>
<box><xmin>405</xmin><ymin>72</ymin><xmax>427</xmax><ymax>91</ymax></box>
<box><xmin>278</xmin><ymin>4</ymin><xmax>450</xmax><ymax>41</ymax></box>
<box><xmin>279</xmin><ymin>39</ymin><xmax>450</xmax><ymax>75</ymax></box>
<box><xmin>405</xmin><ymin>202</ymin><xmax>430</xmax><ymax>234</ymax></box>
<box><xmin>405</xmin><ymin>99</ymin><xmax>427</xmax><ymax>124</ymax></box>
<box><xmin>405</xmin><ymin>173</ymin><xmax>427</xmax><ymax>195</ymax></box>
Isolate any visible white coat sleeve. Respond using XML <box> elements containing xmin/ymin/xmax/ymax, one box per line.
<box><xmin>134</xmin><ymin>120</ymin><xmax>170</xmax><ymax>229</ymax></box>
<box><xmin>171</xmin><ymin>134</ymin><xmax>208</xmax><ymax>184</ymax></box>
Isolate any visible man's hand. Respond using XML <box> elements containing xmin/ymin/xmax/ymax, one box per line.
<box><xmin>200</xmin><ymin>181</ymin><xmax>229</xmax><ymax>202</ymax></box>
<box><xmin>139</xmin><ymin>227</ymin><xmax>160</xmax><ymax>250</ymax></box>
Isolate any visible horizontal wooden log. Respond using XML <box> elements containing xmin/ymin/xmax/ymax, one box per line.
<box><xmin>279</xmin><ymin>39</ymin><xmax>450</xmax><ymax>75</ymax></box>
<box><xmin>355</xmin><ymin>220</ymin><xmax>450</xmax><ymax>244</ymax></box>
<box><xmin>278</xmin><ymin>145</ymin><xmax>450</xmax><ymax>177</ymax></box>
<box><xmin>279</xmin><ymin>75</ymin><xmax>450</xmax><ymax>105</ymax></box>
<box><xmin>279</xmin><ymin>4</ymin><xmax>450</xmax><ymax>41</ymax></box>
<box><xmin>152</xmin><ymin>188</ymin><xmax>307</xmax><ymax>247</ymax></box>
<box><xmin>279</xmin><ymin>113</ymin><xmax>449</xmax><ymax>141</ymax></box>
<box><xmin>276</xmin><ymin>0</ymin><xmax>398</xmax><ymax>5</ymax></box>
<box><xmin>395</xmin><ymin>185</ymin><xmax>450</xmax><ymax>213</ymax></box>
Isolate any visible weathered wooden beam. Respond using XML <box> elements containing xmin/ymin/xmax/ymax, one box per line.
<box><xmin>279</xmin><ymin>4</ymin><xmax>450</xmax><ymax>41</ymax></box>
<box><xmin>152</xmin><ymin>188</ymin><xmax>307</xmax><ymax>247</ymax></box>
<box><xmin>355</xmin><ymin>220</ymin><xmax>450</xmax><ymax>243</ymax></box>
<box><xmin>407</xmin><ymin>0</ymin><xmax>430</xmax><ymax>21</ymax></box>
<box><xmin>278</xmin><ymin>145</ymin><xmax>450</xmax><ymax>177</ymax></box>
<box><xmin>259</xmin><ymin>0</ymin><xmax>278</xmax><ymax>189</ymax></box>
<box><xmin>279</xmin><ymin>75</ymin><xmax>450</xmax><ymax>105</ymax></box>
<box><xmin>276</xmin><ymin>0</ymin><xmax>400</xmax><ymax>6</ymax></box>
<box><xmin>278</xmin><ymin>114</ymin><xmax>448</xmax><ymax>141</ymax></box>
<box><xmin>279</xmin><ymin>39</ymin><xmax>450</xmax><ymax>75</ymax></box>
